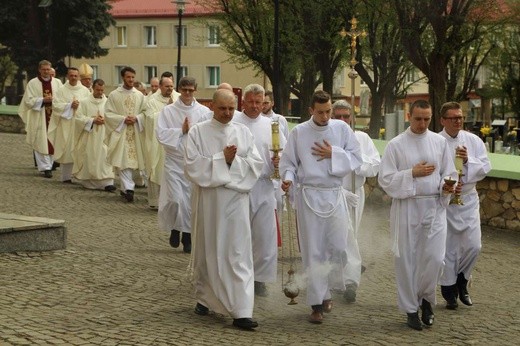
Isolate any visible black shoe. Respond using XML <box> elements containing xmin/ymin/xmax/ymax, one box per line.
<box><xmin>120</xmin><ymin>190</ymin><xmax>134</xmax><ymax>202</ymax></box>
<box><xmin>51</xmin><ymin>162</ymin><xmax>60</xmax><ymax>171</ymax></box>
<box><xmin>233</xmin><ymin>318</ymin><xmax>258</xmax><ymax>330</ymax></box>
<box><xmin>343</xmin><ymin>284</ymin><xmax>357</xmax><ymax>303</ymax></box>
<box><xmin>181</xmin><ymin>233</ymin><xmax>191</xmax><ymax>253</ymax></box>
<box><xmin>421</xmin><ymin>299</ymin><xmax>434</xmax><ymax>326</ymax></box>
<box><xmin>457</xmin><ymin>273</ymin><xmax>473</xmax><ymax>306</ymax></box>
<box><xmin>254</xmin><ymin>281</ymin><xmax>268</xmax><ymax>297</ymax></box>
<box><xmin>104</xmin><ymin>185</ymin><xmax>117</xmax><ymax>192</ymax></box>
<box><xmin>43</xmin><ymin>170</ymin><xmax>53</xmax><ymax>178</ymax></box>
<box><xmin>406</xmin><ymin>312</ymin><xmax>423</xmax><ymax>331</ymax></box>
<box><xmin>441</xmin><ymin>284</ymin><xmax>459</xmax><ymax>310</ymax></box>
<box><xmin>63</xmin><ymin>179</ymin><xmax>72</xmax><ymax>184</ymax></box>
<box><xmin>194</xmin><ymin>303</ymin><xmax>209</xmax><ymax>316</ymax></box>
<box><xmin>169</xmin><ymin>229</ymin><xmax>180</xmax><ymax>248</ymax></box>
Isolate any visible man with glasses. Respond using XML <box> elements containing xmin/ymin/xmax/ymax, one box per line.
<box><xmin>156</xmin><ymin>77</ymin><xmax>210</xmax><ymax>254</ymax></box>
<box><xmin>438</xmin><ymin>102</ymin><xmax>491</xmax><ymax>310</ymax></box>
<box><xmin>332</xmin><ymin>100</ymin><xmax>380</xmax><ymax>303</ymax></box>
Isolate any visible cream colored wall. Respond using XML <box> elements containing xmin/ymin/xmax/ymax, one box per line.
<box><xmin>71</xmin><ymin>17</ymin><xmax>266</xmax><ymax>100</ymax></box>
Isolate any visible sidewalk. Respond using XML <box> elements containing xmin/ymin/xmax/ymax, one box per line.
<box><xmin>0</xmin><ymin>132</ymin><xmax>518</xmax><ymax>345</ymax></box>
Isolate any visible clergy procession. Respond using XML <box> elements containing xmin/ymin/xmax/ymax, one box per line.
<box><xmin>17</xmin><ymin>59</ymin><xmax>491</xmax><ymax>332</ymax></box>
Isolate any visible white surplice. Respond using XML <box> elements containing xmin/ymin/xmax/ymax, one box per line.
<box><xmin>104</xmin><ymin>87</ymin><xmax>146</xmax><ymax>171</ymax></box>
<box><xmin>48</xmin><ymin>82</ymin><xmax>91</xmax><ymax>164</ymax></box>
<box><xmin>378</xmin><ymin>128</ymin><xmax>458</xmax><ymax>313</ymax></box>
<box><xmin>279</xmin><ymin>119</ymin><xmax>362</xmax><ymax>306</ymax></box>
<box><xmin>71</xmin><ymin>94</ymin><xmax>114</xmax><ymax>189</ymax></box>
<box><xmin>185</xmin><ymin>118</ymin><xmax>263</xmax><ymax>319</ymax></box>
<box><xmin>438</xmin><ymin>129</ymin><xmax>491</xmax><ymax>286</ymax></box>
<box><xmin>143</xmin><ymin>92</ymin><xmax>178</xmax><ymax>207</ymax></box>
<box><xmin>342</xmin><ymin>131</ymin><xmax>381</xmax><ymax>287</ymax></box>
<box><xmin>155</xmin><ymin>98</ymin><xmax>210</xmax><ymax>233</ymax></box>
<box><xmin>18</xmin><ymin>76</ymin><xmax>62</xmax><ymax>170</ymax></box>
<box><xmin>233</xmin><ymin>112</ymin><xmax>286</xmax><ymax>283</ymax></box>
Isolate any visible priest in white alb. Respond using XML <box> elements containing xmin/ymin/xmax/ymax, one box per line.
<box><xmin>72</xmin><ymin>79</ymin><xmax>115</xmax><ymax>191</ymax></box>
<box><xmin>104</xmin><ymin>66</ymin><xmax>146</xmax><ymax>203</ymax></box>
<box><xmin>143</xmin><ymin>76</ymin><xmax>178</xmax><ymax>209</ymax></box>
<box><xmin>185</xmin><ymin>89</ymin><xmax>263</xmax><ymax>330</ymax></box>
<box><xmin>378</xmin><ymin>100</ymin><xmax>458</xmax><ymax>331</ymax></box>
<box><xmin>18</xmin><ymin>60</ymin><xmax>63</xmax><ymax>178</ymax></box>
<box><xmin>156</xmin><ymin>77</ymin><xmax>210</xmax><ymax>253</ymax></box>
<box><xmin>48</xmin><ymin>67</ymin><xmax>91</xmax><ymax>182</ymax></box>
<box><xmin>280</xmin><ymin>91</ymin><xmax>362</xmax><ymax>325</ymax></box>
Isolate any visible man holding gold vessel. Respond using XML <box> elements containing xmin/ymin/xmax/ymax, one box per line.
<box><xmin>438</xmin><ymin>102</ymin><xmax>491</xmax><ymax>310</ymax></box>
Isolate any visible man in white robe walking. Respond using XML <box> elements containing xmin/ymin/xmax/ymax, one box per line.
<box><xmin>48</xmin><ymin>67</ymin><xmax>91</xmax><ymax>182</ymax></box>
<box><xmin>233</xmin><ymin>84</ymin><xmax>285</xmax><ymax>297</ymax></box>
<box><xmin>438</xmin><ymin>101</ymin><xmax>491</xmax><ymax>310</ymax></box>
<box><xmin>143</xmin><ymin>77</ymin><xmax>177</xmax><ymax>209</ymax></box>
<box><xmin>156</xmin><ymin>77</ymin><xmax>210</xmax><ymax>253</ymax></box>
<box><xmin>185</xmin><ymin>89</ymin><xmax>263</xmax><ymax>330</ymax></box>
<box><xmin>18</xmin><ymin>60</ymin><xmax>62</xmax><ymax>178</ymax></box>
<box><xmin>332</xmin><ymin>100</ymin><xmax>381</xmax><ymax>303</ymax></box>
<box><xmin>280</xmin><ymin>90</ymin><xmax>362</xmax><ymax>324</ymax></box>
<box><xmin>104</xmin><ymin>66</ymin><xmax>146</xmax><ymax>203</ymax></box>
<box><xmin>378</xmin><ymin>99</ymin><xmax>458</xmax><ymax>331</ymax></box>
<box><xmin>72</xmin><ymin>79</ymin><xmax>115</xmax><ymax>191</ymax></box>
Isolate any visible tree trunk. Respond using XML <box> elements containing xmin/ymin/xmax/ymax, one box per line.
<box><xmin>368</xmin><ymin>92</ymin><xmax>384</xmax><ymax>139</ymax></box>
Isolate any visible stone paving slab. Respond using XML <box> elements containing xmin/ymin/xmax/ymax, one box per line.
<box><xmin>0</xmin><ymin>133</ymin><xmax>519</xmax><ymax>345</ymax></box>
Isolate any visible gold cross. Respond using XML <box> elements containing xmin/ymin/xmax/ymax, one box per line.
<box><xmin>339</xmin><ymin>17</ymin><xmax>367</xmax><ymax>67</ymax></box>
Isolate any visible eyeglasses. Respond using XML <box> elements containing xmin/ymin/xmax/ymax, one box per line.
<box><xmin>443</xmin><ymin>116</ymin><xmax>464</xmax><ymax>122</ymax></box>
<box><xmin>180</xmin><ymin>88</ymin><xmax>195</xmax><ymax>93</ymax></box>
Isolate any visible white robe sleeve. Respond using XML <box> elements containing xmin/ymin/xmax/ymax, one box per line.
<box><xmin>378</xmin><ymin>143</ymin><xmax>416</xmax><ymax>199</ymax></box>
<box><xmin>462</xmin><ymin>136</ymin><xmax>491</xmax><ymax>185</ymax></box>
<box><xmin>155</xmin><ymin>107</ymin><xmax>183</xmax><ymax>151</ymax></box>
<box><xmin>355</xmin><ymin>133</ymin><xmax>381</xmax><ymax>178</ymax></box>
<box><xmin>185</xmin><ymin>124</ymin><xmax>263</xmax><ymax>193</ymax></box>
<box><xmin>329</xmin><ymin>126</ymin><xmax>362</xmax><ymax>178</ymax></box>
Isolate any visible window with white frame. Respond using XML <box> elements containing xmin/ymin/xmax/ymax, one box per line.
<box><xmin>172</xmin><ymin>66</ymin><xmax>188</xmax><ymax>82</ymax></box>
<box><xmin>116</xmin><ymin>26</ymin><xmax>127</xmax><ymax>47</ymax></box>
<box><xmin>91</xmin><ymin>65</ymin><xmax>99</xmax><ymax>80</ymax></box>
<box><xmin>145</xmin><ymin>26</ymin><xmax>157</xmax><ymax>46</ymax></box>
<box><xmin>115</xmin><ymin>66</ymin><xmax>125</xmax><ymax>85</ymax></box>
<box><xmin>175</xmin><ymin>25</ymin><xmax>187</xmax><ymax>47</ymax></box>
<box><xmin>406</xmin><ymin>69</ymin><xmax>416</xmax><ymax>84</ymax></box>
<box><xmin>208</xmin><ymin>25</ymin><xmax>220</xmax><ymax>46</ymax></box>
<box><xmin>145</xmin><ymin>66</ymin><xmax>158</xmax><ymax>83</ymax></box>
<box><xmin>207</xmin><ymin>66</ymin><xmax>220</xmax><ymax>87</ymax></box>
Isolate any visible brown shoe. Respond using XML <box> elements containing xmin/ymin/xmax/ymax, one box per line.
<box><xmin>322</xmin><ymin>299</ymin><xmax>333</xmax><ymax>313</ymax></box>
<box><xmin>309</xmin><ymin>310</ymin><xmax>323</xmax><ymax>324</ymax></box>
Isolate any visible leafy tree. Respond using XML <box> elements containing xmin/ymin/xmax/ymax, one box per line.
<box><xmin>354</xmin><ymin>0</ymin><xmax>415</xmax><ymax>139</ymax></box>
<box><xmin>392</xmin><ymin>0</ymin><xmax>506</xmax><ymax>131</ymax></box>
<box><xmin>0</xmin><ymin>0</ymin><xmax>114</xmax><ymax>78</ymax></box>
<box><xmin>0</xmin><ymin>54</ymin><xmax>17</xmax><ymax>100</ymax></box>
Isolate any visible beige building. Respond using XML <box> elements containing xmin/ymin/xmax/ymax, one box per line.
<box><xmin>70</xmin><ymin>1</ymin><xmax>266</xmax><ymax>103</ymax></box>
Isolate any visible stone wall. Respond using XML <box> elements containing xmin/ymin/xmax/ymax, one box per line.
<box><xmin>0</xmin><ymin>114</ymin><xmax>25</xmax><ymax>134</ymax></box>
<box><xmin>364</xmin><ymin>176</ymin><xmax>520</xmax><ymax>232</ymax></box>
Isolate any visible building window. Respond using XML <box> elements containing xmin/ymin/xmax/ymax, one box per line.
<box><xmin>145</xmin><ymin>66</ymin><xmax>158</xmax><ymax>83</ymax></box>
<box><xmin>116</xmin><ymin>26</ymin><xmax>127</xmax><ymax>47</ymax></box>
<box><xmin>406</xmin><ymin>69</ymin><xmax>416</xmax><ymax>84</ymax></box>
<box><xmin>208</xmin><ymin>25</ymin><xmax>220</xmax><ymax>46</ymax></box>
<box><xmin>207</xmin><ymin>66</ymin><xmax>220</xmax><ymax>87</ymax></box>
<box><xmin>175</xmin><ymin>25</ymin><xmax>187</xmax><ymax>47</ymax></box>
<box><xmin>115</xmin><ymin>66</ymin><xmax>125</xmax><ymax>85</ymax></box>
<box><xmin>145</xmin><ymin>26</ymin><xmax>157</xmax><ymax>47</ymax></box>
<box><xmin>172</xmin><ymin>66</ymin><xmax>188</xmax><ymax>82</ymax></box>
<box><xmin>91</xmin><ymin>65</ymin><xmax>99</xmax><ymax>80</ymax></box>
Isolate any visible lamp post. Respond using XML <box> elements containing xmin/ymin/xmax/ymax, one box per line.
<box><xmin>173</xmin><ymin>0</ymin><xmax>187</xmax><ymax>91</ymax></box>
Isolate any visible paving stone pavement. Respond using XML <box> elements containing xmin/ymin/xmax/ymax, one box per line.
<box><xmin>0</xmin><ymin>132</ymin><xmax>519</xmax><ymax>346</ymax></box>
